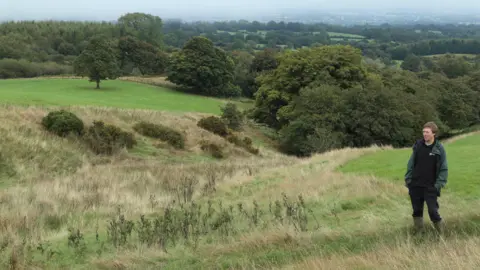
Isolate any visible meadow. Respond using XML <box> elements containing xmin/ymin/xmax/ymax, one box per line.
<box><xmin>0</xmin><ymin>78</ymin><xmax>480</xmax><ymax>269</ymax></box>
<box><xmin>0</xmin><ymin>78</ymin><xmax>242</xmax><ymax>115</ymax></box>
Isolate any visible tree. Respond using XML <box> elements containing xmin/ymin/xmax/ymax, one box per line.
<box><xmin>73</xmin><ymin>36</ymin><xmax>120</xmax><ymax>89</ymax></box>
<box><xmin>118</xmin><ymin>12</ymin><xmax>163</xmax><ymax>47</ymax></box>
<box><xmin>251</xmin><ymin>45</ymin><xmax>367</xmax><ymax>129</ymax></box>
<box><xmin>401</xmin><ymin>54</ymin><xmax>422</xmax><ymax>72</ymax></box>
<box><xmin>118</xmin><ymin>36</ymin><xmax>167</xmax><ymax>75</ymax></box>
<box><xmin>166</xmin><ymin>36</ymin><xmax>240</xmax><ymax>97</ymax></box>
<box><xmin>231</xmin><ymin>51</ymin><xmax>255</xmax><ymax>98</ymax></box>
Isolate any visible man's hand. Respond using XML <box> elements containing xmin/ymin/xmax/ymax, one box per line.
<box><xmin>405</xmin><ymin>179</ymin><xmax>411</xmax><ymax>188</ymax></box>
<box><xmin>434</xmin><ymin>183</ymin><xmax>443</xmax><ymax>197</ymax></box>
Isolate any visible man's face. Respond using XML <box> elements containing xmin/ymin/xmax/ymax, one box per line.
<box><xmin>423</xmin><ymin>127</ymin><xmax>435</xmax><ymax>142</ymax></box>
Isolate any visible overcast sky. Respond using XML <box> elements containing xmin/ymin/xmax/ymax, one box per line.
<box><xmin>1</xmin><ymin>0</ymin><xmax>479</xmax><ymax>21</ymax></box>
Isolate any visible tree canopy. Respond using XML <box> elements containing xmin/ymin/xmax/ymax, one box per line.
<box><xmin>73</xmin><ymin>36</ymin><xmax>120</xmax><ymax>89</ymax></box>
<box><xmin>166</xmin><ymin>36</ymin><xmax>240</xmax><ymax>97</ymax></box>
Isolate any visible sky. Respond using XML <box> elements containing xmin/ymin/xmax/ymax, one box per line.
<box><xmin>1</xmin><ymin>0</ymin><xmax>479</xmax><ymax>21</ymax></box>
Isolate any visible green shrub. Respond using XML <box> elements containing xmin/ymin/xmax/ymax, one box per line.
<box><xmin>0</xmin><ymin>59</ymin><xmax>72</xmax><ymax>79</ymax></box>
<box><xmin>200</xmin><ymin>140</ymin><xmax>225</xmax><ymax>159</ymax></box>
<box><xmin>226</xmin><ymin>134</ymin><xmax>259</xmax><ymax>155</ymax></box>
<box><xmin>133</xmin><ymin>121</ymin><xmax>185</xmax><ymax>149</ymax></box>
<box><xmin>83</xmin><ymin>121</ymin><xmax>137</xmax><ymax>155</ymax></box>
<box><xmin>197</xmin><ymin>116</ymin><xmax>229</xmax><ymax>137</ymax></box>
<box><xmin>221</xmin><ymin>102</ymin><xmax>244</xmax><ymax>131</ymax></box>
<box><xmin>41</xmin><ymin>110</ymin><xmax>84</xmax><ymax>137</ymax></box>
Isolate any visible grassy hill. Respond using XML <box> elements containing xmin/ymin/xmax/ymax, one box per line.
<box><xmin>0</xmin><ymin>78</ymin><xmax>246</xmax><ymax>114</ymax></box>
<box><xmin>339</xmin><ymin>133</ymin><xmax>480</xmax><ymax>199</ymax></box>
<box><xmin>0</xmin><ymin>78</ymin><xmax>480</xmax><ymax>269</ymax></box>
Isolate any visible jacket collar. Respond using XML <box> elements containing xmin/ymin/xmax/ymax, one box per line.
<box><xmin>418</xmin><ymin>138</ymin><xmax>441</xmax><ymax>155</ymax></box>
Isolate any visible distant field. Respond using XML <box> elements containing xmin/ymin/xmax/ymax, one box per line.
<box><xmin>328</xmin><ymin>32</ymin><xmax>365</xmax><ymax>39</ymax></box>
<box><xmin>0</xmin><ymin>78</ymin><xmax>238</xmax><ymax>114</ymax></box>
<box><xmin>423</xmin><ymin>53</ymin><xmax>477</xmax><ymax>58</ymax></box>
<box><xmin>338</xmin><ymin>133</ymin><xmax>480</xmax><ymax>199</ymax></box>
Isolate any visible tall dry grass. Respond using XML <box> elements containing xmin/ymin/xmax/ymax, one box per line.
<box><xmin>0</xmin><ymin>105</ymin><xmax>297</xmax><ymax>265</ymax></box>
<box><xmin>1</xmin><ymin>104</ymin><xmax>479</xmax><ymax>269</ymax></box>
<box><xmin>286</xmin><ymin>236</ymin><xmax>480</xmax><ymax>270</ymax></box>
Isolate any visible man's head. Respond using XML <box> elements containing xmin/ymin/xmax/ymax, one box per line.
<box><xmin>423</xmin><ymin>122</ymin><xmax>438</xmax><ymax>143</ymax></box>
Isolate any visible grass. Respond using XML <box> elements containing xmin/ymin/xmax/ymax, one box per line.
<box><xmin>1</xmin><ymin>100</ymin><xmax>480</xmax><ymax>269</ymax></box>
<box><xmin>327</xmin><ymin>32</ymin><xmax>365</xmax><ymax>39</ymax></box>
<box><xmin>338</xmin><ymin>133</ymin><xmax>480</xmax><ymax>199</ymax></box>
<box><xmin>0</xmin><ymin>78</ymin><xmax>244</xmax><ymax>114</ymax></box>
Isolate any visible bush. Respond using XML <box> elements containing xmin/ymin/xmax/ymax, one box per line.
<box><xmin>197</xmin><ymin>116</ymin><xmax>229</xmax><ymax>137</ymax></box>
<box><xmin>83</xmin><ymin>121</ymin><xmax>137</xmax><ymax>155</ymax></box>
<box><xmin>221</xmin><ymin>102</ymin><xmax>244</xmax><ymax>131</ymax></box>
<box><xmin>0</xmin><ymin>59</ymin><xmax>72</xmax><ymax>79</ymax></box>
<box><xmin>226</xmin><ymin>134</ymin><xmax>259</xmax><ymax>155</ymax></box>
<box><xmin>133</xmin><ymin>121</ymin><xmax>185</xmax><ymax>149</ymax></box>
<box><xmin>200</xmin><ymin>140</ymin><xmax>225</xmax><ymax>159</ymax></box>
<box><xmin>41</xmin><ymin>110</ymin><xmax>84</xmax><ymax>137</ymax></box>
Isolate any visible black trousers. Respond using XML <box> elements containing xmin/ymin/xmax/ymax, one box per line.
<box><xmin>408</xmin><ymin>186</ymin><xmax>442</xmax><ymax>222</ymax></box>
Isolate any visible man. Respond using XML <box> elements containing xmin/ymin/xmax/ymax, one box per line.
<box><xmin>404</xmin><ymin>121</ymin><xmax>448</xmax><ymax>234</ymax></box>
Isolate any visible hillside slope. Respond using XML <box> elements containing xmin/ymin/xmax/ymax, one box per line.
<box><xmin>0</xmin><ymin>105</ymin><xmax>479</xmax><ymax>269</ymax></box>
<box><xmin>0</xmin><ymin>78</ymin><xmax>245</xmax><ymax>114</ymax></box>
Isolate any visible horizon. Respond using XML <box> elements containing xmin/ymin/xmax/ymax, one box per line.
<box><xmin>1</xmin><ymin>0</ymin><xmax>480</xmax><ymax>22</ymax></box>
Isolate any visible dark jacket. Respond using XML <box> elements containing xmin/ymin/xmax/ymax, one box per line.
<box><xmin>404</xmin><ymin>139</ymin><xmax>448</xmax><ymax>192</ymax></box>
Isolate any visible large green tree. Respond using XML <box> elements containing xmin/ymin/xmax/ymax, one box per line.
<box><xmin>73</xmin><ymin>36</ymin><xmax>120</xmax><ymax>89</ymax></box>
<box><xmin>166</xmin><ymin>36</ymin><xmax>240</xmax><ymax>97</ymax></box>
<box><xmin>118</xmin><ymin>12</ymin><xmax>163</xmax><ymax>47</ymax></box>
<box><xmin>251</xmin><ymin>45</ymin><xmax>367</xmax><ymax>129</ymax></box>
<box><xmin>118</xmin><ymin>36</ymin><xmax>167</xmax><ymax>75</ymax></box>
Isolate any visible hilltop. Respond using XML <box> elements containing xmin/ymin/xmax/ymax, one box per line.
<box><xmin>0</xmin><ymin>101</ymin><xmax>479</xmax><ymax>269</ymax></box>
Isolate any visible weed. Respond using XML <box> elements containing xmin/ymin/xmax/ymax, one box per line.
<box><xmin>106</xmin><ymin>209</ymin><xmax>134</xmax><ymax>247</ymax></box>
<box><xmin>100</xmin><ymin>193</ymin><xmax>320</xmax><ymax>252</ymax></box>
<box><xmin>67</xmin><ymin>228</ymin><xmax>87</xmax><ymax>261</ymax></box>
<box><xmin>162</xmin><ymin>174</ymin><xmax>199</xmax><ymax>204</ymax></box>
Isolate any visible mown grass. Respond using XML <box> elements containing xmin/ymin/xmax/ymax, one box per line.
<box><xmin>338</xmin><ymin>134</ymin><xmax>480</xmax><ymax>199</ymax></box>
<box><xmin>0</xmin><ymin>78</ymin><xmax>232</xmax><ymax>114</ymax></box>
<box><xmin>1</xmin><ymin>103</ymin><xmax>480</xmax><ymax>269</ymax></box>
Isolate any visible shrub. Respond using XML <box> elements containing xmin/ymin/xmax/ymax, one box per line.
<box><xmin>200</xmin><ymin>140</ymin><xmax>225</xmax><ymax>159</ymax></box>
<box><xmin>221</xmin><ymin>102</ymin><xmax>244</xmax><ymax>131</ymax></box>
<box><xmin>133</xmin><ymin>121</ymin><xmax>185</xmax><ymax>149</ymax></box>
<box><xmin>41</xmin><ymin>110</ymin><xmax>84</xmax><ymax>137</ymax></box>
<box><xmin>83</xmin><ymin>121</ymin><xmax>137</xmax><ymax>155</ymax></box>
<box><xmin>197</xmin><ymin>116</ymin><xmax>229</xmax><ymax>137</ymax></box>
<box><xmin>0</xmin><ymin>59</ymin><xmax>72</xmax><ymax>79</ymax></box>
<box><xmin>226</xmin><ymin>134</ymin><xmax>259</xmax><ymax>155</ymax></box>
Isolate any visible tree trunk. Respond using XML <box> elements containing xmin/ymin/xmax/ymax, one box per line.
<box><xmin>96</xmin><ymin>79</ymin><xmax>100</xmax><ymax>89</ymax></box>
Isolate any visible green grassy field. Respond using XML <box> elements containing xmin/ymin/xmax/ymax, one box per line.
<box><xmin>339</xmin><ymin>134</ymin><xmax>480</xmax><ymax>199</ymax></box>
<box><xmin>327</xmin><ymin>32</ymin><xmax>365</xmax><ymax>39</ymax></box>
<box><xmin>0</xmin><ymin>78</ymin><xmax>233</xmax><ymax>114</ymax></box>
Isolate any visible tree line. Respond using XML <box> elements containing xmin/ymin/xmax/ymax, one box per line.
<box><xmin>1</xmin><ymin>13</ymin><xmax>480</xmax><ymax>157</ymax></box>
<box><xmin>2</xmin><ymin>14</ymin><xmax>480</xmax><ymax>76</ymax></box>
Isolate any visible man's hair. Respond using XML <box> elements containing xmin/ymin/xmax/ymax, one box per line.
<box><xmin>423</xmin><ymin>121</ymin><xmax>439</xmax><ymax>134</ymax></box>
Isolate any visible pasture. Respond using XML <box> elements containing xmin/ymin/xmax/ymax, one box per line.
<box><xmin>0</xmin><ymin>78</ymin><xmax>237</xmax><ymax>114</ymax></box>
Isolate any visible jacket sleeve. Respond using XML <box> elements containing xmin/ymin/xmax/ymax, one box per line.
<box><xmin>435</xmin><ymin>145</ymin><xmax>448</xmax><ymax>189</ymax></box>
<box><xmin>404</xmin><ymin>142</ymin><xmax>417</xmax><ymax>183</ymax></box>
